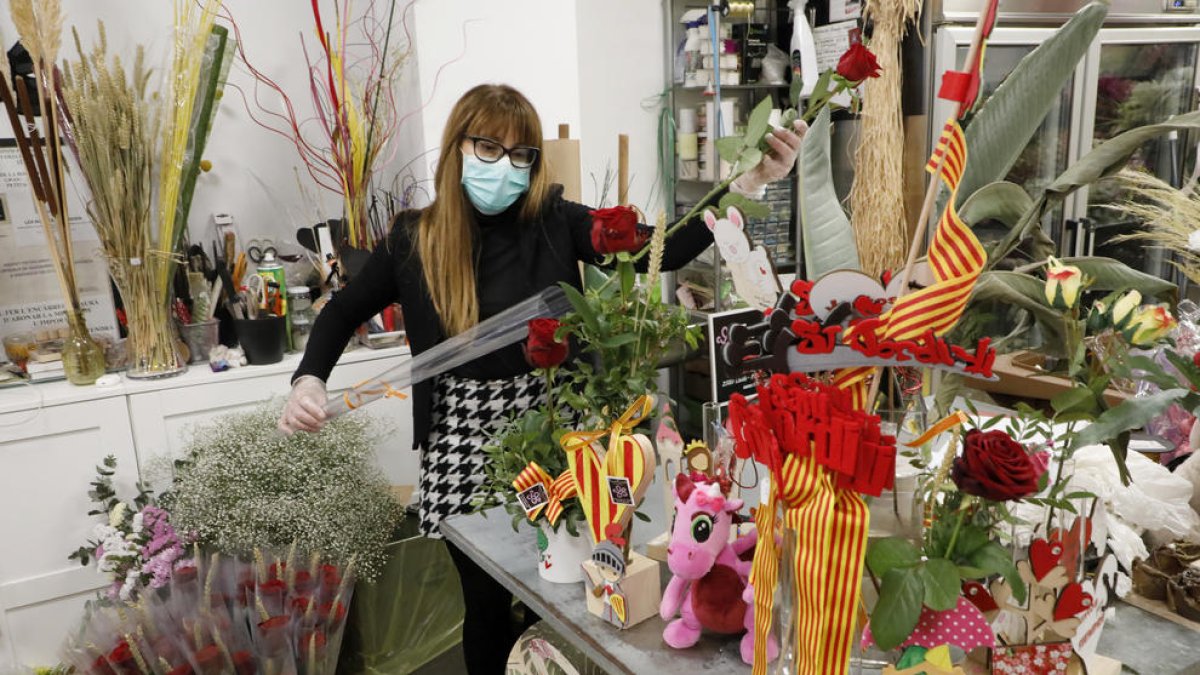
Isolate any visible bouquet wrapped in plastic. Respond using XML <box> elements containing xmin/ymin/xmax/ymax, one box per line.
<box><xmin>61</xmin><ymin>547</ymin><xmax>354</xmax><ymax>675</ymax></box>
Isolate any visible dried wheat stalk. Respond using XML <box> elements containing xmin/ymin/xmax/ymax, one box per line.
<box><xmin>849</xmin><ymin>0</ymin><xmax>922</xmax><ymax>277</ymax></box>
<box><xmin>1110</xmin><ymin>169</ymin><xmax>1200</xmax><ymax>285</ymax></box>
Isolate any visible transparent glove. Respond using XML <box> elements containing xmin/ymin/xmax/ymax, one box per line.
<box><xmin>731</xmin><ymin>120</ymin><xmax>808</xmax><ymax>198</ymax></box>
<box><xmin>278</xmin><ymin>375</ymin><xmax>328</xmax><ymax>435</ymax></box>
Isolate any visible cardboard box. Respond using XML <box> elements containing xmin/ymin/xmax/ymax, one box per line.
<box><xmin>581</xmin><ymin>553</ymin><xmax>661</xmax><ymax>629</ymax></box>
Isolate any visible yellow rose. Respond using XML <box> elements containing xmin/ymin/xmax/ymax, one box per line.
<box><xmin>1129</xmin><ymin>304</ymin><xmax>1176</xmax><ymax>346</ymax></box>
<box><xmin>1044</xmin><ymin>257</ymin><xmax>1084</xmax><ymax>310</ymax></box>
<box><xmin>1110</xmin><ymin>290</ymin><xmax>1142</xmax><ymax>330</ymax></box>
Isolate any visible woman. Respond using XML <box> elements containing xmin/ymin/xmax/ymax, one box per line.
<box><xmin>279</xmin><ymin>83</ymin><xmax>803</xmax><ymax>672</ymax></box>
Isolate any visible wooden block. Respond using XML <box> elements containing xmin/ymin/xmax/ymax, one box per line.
<box><xmin>543</xmin><ymin>136</ymin><xmax>581</xmax><ymax>202</ymax></box>
<box><xmin>581</xmin><ymin>552</ymin><xmax>661</xmax><ymax>629</ymax></box>
<box><xmin>645</xmin><ymin>531</ymin><xmax>669</xmax><ymax>563</ymax></box>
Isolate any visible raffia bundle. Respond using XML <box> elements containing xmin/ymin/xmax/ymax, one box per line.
<box><xmin>848</xmin><ymin>0</ymin><xmax>923</xmax><ymax>276</ymax></box>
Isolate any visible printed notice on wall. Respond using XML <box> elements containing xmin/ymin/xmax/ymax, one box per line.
<box><xmin>812</xmin><ymin>21</ymin><xmax>860</xmax><ymax>108</ymax></box>
<box><xmin>830</xmin><ymin>1</ymin><xmax>863</xmax><ymax>22</ymax></box>
<box><xmin>0</xmin><ymin>137</ymin><xmax>118</xmax><ymax>340</ymax></box>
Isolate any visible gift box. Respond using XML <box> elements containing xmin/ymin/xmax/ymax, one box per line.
<box><xmin>988</xmin><ymin>642</ymin><xmax>1074</xmax><ymax>674</ymax></box>
<box><xmin>581</xmin><ymin>551</ymin><xmax>661</xmax><ymax>630</ymax></box>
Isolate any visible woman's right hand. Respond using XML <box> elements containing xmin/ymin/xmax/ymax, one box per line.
<box><xmin>278</xmin><ymin>375</ymin><xmax>329</xmax><ymax>435</ymax></box>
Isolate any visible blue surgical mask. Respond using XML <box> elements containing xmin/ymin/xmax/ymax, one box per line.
<box><xmin>461</xmin><ymin>153</ymin><xmax>530</xmax><ymax>215</ymax></box>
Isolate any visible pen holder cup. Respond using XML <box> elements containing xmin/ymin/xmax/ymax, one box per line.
<box><xmin>235</xmin><ymin>317</ymin><xmax>286</xmax><ymax>365</ymax></box>
<box><xmin>179</xmin><ymin>319</ymin><xmax>220</xmax><ymax>364</ymax></box>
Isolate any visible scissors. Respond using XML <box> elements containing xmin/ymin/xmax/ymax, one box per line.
<box><xmin>245</xmin><ymin>238</ymin><xmax>278</xmax><ymax>264</ymax></box>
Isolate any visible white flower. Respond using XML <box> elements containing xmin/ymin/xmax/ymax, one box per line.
<box><xmin>109</xmin><ymin>502</ymin><xmax>127</xmax><ymax>528</ymax></box>
<box><xmin>1189</xmin><ymin>229</ymin><xmax>1200</xmax><ymax>253</ymax></box>
<box><xmin>131</xmin><ymin>512</ymin><xmax>144</xmax><ymax>535</ymax></box>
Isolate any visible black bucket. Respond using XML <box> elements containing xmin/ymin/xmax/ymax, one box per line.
<box><xmin>235</xmin><ymin>316</ymin><xmax>286</xmax><ymax>365</ymax></box>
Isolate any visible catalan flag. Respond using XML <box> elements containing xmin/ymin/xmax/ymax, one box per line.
<box><xmin>874</xmin><ymin>119</ymin><xmax>986</xmax><ymax>341</ymax></box>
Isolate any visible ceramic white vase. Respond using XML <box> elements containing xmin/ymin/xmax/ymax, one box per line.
<box><xmin>535</xmin><ymin>525</ymin><xmax>591</xmax><ymax>584</ymax></box>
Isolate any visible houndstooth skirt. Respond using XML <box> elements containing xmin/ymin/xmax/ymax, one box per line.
<box><xmin>419</xmin><ymin>371</ymin><xmax>545</xmax><ymax>537</ymax></box>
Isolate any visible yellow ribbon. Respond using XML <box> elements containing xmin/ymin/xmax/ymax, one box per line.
<box><xmin>903</xmin><ymin>411</ymin><xmax>969</xmax><ymax>448</ymax></box>
<box><xmin>342</xmin><ymin>377</ymin><xmax>409</xmax><ymax>410</ymax></box>
<box><xmin>561</xmin><ymin>394</ymin><xmax>654</xmax><ymax>461</ymax></box>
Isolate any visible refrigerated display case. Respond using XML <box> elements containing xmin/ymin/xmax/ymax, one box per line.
<box><xmin>927</xmin><ymin>0</ymin><xmax>1200</xmax><ymax>283</ymax></box>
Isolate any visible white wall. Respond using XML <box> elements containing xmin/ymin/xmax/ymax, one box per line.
<box><xmin>408</xmin><ymin>0</ymin><xmax>666</xmax><ymax>213</ymax></box>
<box><xmin>1</xmin><ymin>1</ymin><xmax>669</xmax><ymax>241</ymax></box>
<box><xmin>0</xmin><ymin>0</ymin><xmax>425</xmax><ymax>251</ymax></box>
<box><xmin>575</xmin><ymin>0</ymin><xmax>667</xmax><ymax>212</ymax></box>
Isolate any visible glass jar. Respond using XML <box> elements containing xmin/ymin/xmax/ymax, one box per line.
<box><xmin>62</xmin><ymin>310</ymin><xmax>106</xmax><ymax>385</ymax></box>
<box><xmin>288</xmin><ymin>286</ymin><xmax>315</xmax><ymax>353</ymax></box>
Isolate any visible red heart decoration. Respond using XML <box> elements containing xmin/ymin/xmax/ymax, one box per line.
<box><xmin>1049</xmin><ymin>516</ymin><xmax>1093</xmax><ymax>582</ymax></box>
<box><xmin>1054</xmin><ymin>582</ymin><xmax>1093</xmax><ymax>621</ymax></box>
<box><xmin>962</xmin><ymin>580</ymin><xmax>998</xmax><ymax>613</ymax></box>
<box><xmin>1030</xmin><ymin>538</ymin><xmax>1063</xmax><ymax>581</ymax></box>
<box><xmin>852</xmin><ymin>294</ymin><xmax>886</xmax><ymax>317</ymax></box>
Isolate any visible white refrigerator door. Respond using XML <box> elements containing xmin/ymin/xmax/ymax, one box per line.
<box><xmin>1073</xmin><ymin>26</ymin><xmax>1200</xmax><ymax>279</ymax></box>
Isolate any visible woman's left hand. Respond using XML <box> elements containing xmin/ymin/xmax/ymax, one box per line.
<box><xmin>733</xmin><ymin>120</ymin><xmax>808</xmax><ymax>195</ymax></box>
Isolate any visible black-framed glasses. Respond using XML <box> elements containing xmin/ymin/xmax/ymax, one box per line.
<box><xmin>466</xmin><ymin>135</ymin><xmax>539</xmax><ymax>169</ymax></box>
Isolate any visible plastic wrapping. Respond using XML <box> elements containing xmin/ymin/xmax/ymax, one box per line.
<box><xmin>324</xmin><ymin>286</ymin><xmax>572</xmax><ymax>419</ymax></box>
<box><xmin>62</xmin><ymin>549</ymin><xmax>356</xmax><ymax>675</ymax></box>
<box><xmin>337</xmin><ymin>518</ymin><xmax>465</xmax><ymax>674</ymax></box>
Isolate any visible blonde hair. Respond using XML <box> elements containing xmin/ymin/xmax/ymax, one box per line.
<box><xmin>417</xmin><ymin>84</ymin><xmax>552</xmax><ymax>336</ymax></box>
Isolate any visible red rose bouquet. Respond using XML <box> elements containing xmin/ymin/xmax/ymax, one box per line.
<box><xmin>62</xmin><ymin>549</ymin><xmax>355</xmax><ymax>675</ymax></box>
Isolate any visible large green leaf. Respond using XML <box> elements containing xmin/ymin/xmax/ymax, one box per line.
<box><xmin>872</xmin><ymin>567</ymin><xmax>925</xmax><ymax>652</ymax></box>
<box><xmin>969</xmin><ymin>541</ymin><xmax>1026</xmax><ymax>603</ymax></box>
<box><xmin>1072</xmin><ymin>388</ymin><xmax>1191</xmax><ymax>483</ymax></box>
<box><xmin>957</xmin><ymin>2</ymin><xmax>1108</xmax><ymax>203</ymax></box>
<box><xmin>1013</xmin><ymin>256</ymin><xmax>1177</xmax><ymax>301</ymax></box>
<box><xmin>1045</xmin><ymin>110</ymin><xmax>1200</xmax><ymax>199</ymax></box>
<box><xmin>798</xmin><ymin>108</ymin><xmax>859</xmax><ymax>278</ymax></box>
<box><xmin>867</xmin><ymin>537</ymin><xmax>922</xmax><ymax>577</ymax></box>
<box><xmin>970</xmin><ymin>271</ymin><xmax>1067</xmax><ymax>352</ymax></box>
<box><xmin>960</xmin><ymin>181</ymin><xmax>1034</xmax><ymax>230</ymax></box>
<box><xmin>921</xmin><ymin>559</ymin><xmax>962</xmax><ymax>612</ymax></box>
<box><xmin>992</xmin><ymin>111</ymin><xmax>1200</xmax><ymax>263</ymax></box>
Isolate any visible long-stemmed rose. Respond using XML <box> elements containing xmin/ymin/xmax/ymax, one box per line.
<box><xmin>525</xmin><ymin>318</ymin><xmax>569</xmax><ymax>427</ymax></box>
<box><xmin>590</xmin><ymin>206</ymin><xmax>650</xmax><ymax>256</ymax></box>
<box><xmin>951</xmin><ymin>429</ymin><xmax>1045</xmax><ymax>501</ymax></box>
<box><xmin>1128</xmin><ymin>304</ymin><xmax>1177</xmax><ymax>346</ymax></box>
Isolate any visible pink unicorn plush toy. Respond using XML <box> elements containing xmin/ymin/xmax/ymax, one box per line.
<box><xmin>660</xmin><ymin>472</ymin><xmax>776</xmax><ymax>664</ymax></box>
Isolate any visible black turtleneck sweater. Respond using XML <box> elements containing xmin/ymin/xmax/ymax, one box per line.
<box><xmin>293</xmin><ymin>185</ymin><xmax>718</xmax><ymax>445</ymax></box>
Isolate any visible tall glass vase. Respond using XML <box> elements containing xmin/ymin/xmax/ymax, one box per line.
<box><xmin>121</xmin><ymin>265</ymin><xmax>185</xmax><ymax>379</ymax></box>
<box><xmin>62</xmin><ymin>310</ymin><xmax>106</xmax><ymax>386</ymax></box>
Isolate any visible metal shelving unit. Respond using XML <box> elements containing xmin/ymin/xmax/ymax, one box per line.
<box><xmin>661</xmin><ymin>0</ymin><xmax>801</xmax><ymax>436</ymax></box>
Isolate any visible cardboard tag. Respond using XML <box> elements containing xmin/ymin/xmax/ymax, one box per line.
<box><xmin>517</xmin><ymin>483</ymin><xmax>550</xmax><ymax>515</ymax></box>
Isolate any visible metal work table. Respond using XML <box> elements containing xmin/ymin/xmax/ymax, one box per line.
<box><xmin>443</xmin><ymin>509</ymin><xmax>1200</xmax><ymax>675</ymax></box>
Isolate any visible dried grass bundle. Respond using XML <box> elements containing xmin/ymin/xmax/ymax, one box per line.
<box><xmin>1</xmin><ymin>0</ymin><xmax>81</xmax><ymax>314</ymax></box>
<box><xmin>62</xmin><ymin>23</ymin><xmax>177</xmax><ymax>370</ymax></box>
<box><xmin>848</xmin><ymin>0</ymin><xmax>922</xmax><ymax>276</ymax></box>
<box><xmin>1111</xmin><ymin>169</ymin><xmax>1200</xmax><ymax>285</ymax></box>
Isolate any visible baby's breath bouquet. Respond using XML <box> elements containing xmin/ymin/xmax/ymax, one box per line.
<box><xmin>160</xmin><ymin>405</ymin><xmax>402</xmax><ymax>581</ymax></box>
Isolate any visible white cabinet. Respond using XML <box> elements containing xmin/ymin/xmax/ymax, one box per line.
<box><xmin>0</xmin><ymin>347</ymin><xmax>413</xmax><ymax>669</ymax></box>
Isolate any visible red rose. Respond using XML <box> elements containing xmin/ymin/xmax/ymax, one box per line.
<box><xmin>951</xmin><ymin>429</ymin><xmax>1041</xmax><ymax>501</ymax></box>
<box><xmin>299</xmin><ymin>630</ymin><xmax>327</xmax><ymax>652</ymax></box>
<box><xmin>1193</xmin><ymin>352</ymin><xmax>1200</xmax><ymax>368</ymax></box>
<box><xmin>231</xmin><ymin>650</ymin><xmax>257</xmax><ymax>675</ymax></box>
<box><xmin>589</xmin><ymin>206</ymin><xmax>648</xmax><ymax>255</ymax></box>
<box><xmin>258</xmin><ymin>578</ymin><xmax>287</xmax><ymax>596</ymax></box>
<box><xmin>194</xmin><ymin>644</ymin><xmax>223</xmax><ymax>675</ymax></box>
<box><xmin>319</xmin><ymin>600</ymin><xmax>348</xmax><ymax>625</ymax></box>
<box><xmin>320</xmin><ymin>563</ymin><xmax>342</xmax><ymax>589</ymax></box>
<box><xmin>166</xmin><ymin>664</ymin><xmax>194</xmax><ymax>675</ymax></box>
<box><xmin>108</xmin><ymin>641</ymin><xmax>136</xmax><ymax>669</ymax></box>
<box><xmin>836</xmin><ymin>43</ymin><xmax>881</xmax><ymax>82</ymax></box>
<box><xmin>525</xmin><ymin>318</ymin><xmax>568</xmax><ymax>369</ymax></box>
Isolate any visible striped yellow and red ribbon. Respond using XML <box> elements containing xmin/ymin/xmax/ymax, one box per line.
<box><xmin>512</xmin><ymin>461</ymin><xmax>578</xmax><ymax>525</ymax></box>
<box><xmin>873</xmin><ymin>120</ymin><xmax>986</xmax><ymax>342</ymax></box>
<box><xmin>746</xmin><ymin>376</ymin><xmax>872</xmax><ymax>675</ymax></box>
<box><xmin>560</xmin><ymin>396</ymin><xmax>655</xmax><ymax>544</ymax></box>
